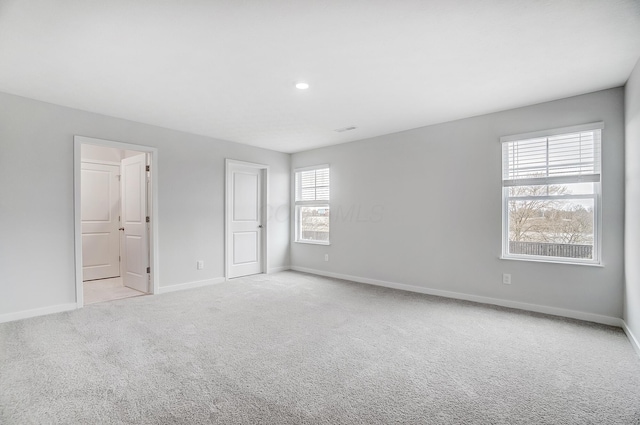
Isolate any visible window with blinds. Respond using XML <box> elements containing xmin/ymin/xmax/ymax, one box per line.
<box><xmin>295</xmin><ymin>168</ymin><xmax>330</xmax><ymax>202</ymax></box>
<box><xmin>500</xmin><ymin>123</ymin><xmax>602</xmax><ymax>264</ymax></box>
<box><xmin>294</xmin><ymin>166</ymin><xmax>330</xmax><ymax>244</ymax></box>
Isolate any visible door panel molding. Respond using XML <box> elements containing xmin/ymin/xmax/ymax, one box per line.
<box><xmin>225</xmin><ymin>159</ymin><xmax>269</xmax><ymax>279</ymax></box>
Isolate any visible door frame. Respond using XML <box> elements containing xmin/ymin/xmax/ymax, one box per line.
<box><xmin>74</xmin><ymin>136</ymin><xmax>160</xmax><ymax>308</ymax></box>
<box><xmin>225</xmin><ymin>159</ymin><xmax>269</xmax><ymax>279</ymax></box>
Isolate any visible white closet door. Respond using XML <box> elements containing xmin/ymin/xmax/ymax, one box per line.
<box><xmin>81</xmin><ymin>162</ymin><xmax>120</xmax><ymax>281</ymax></box>
<box><xmin>121</xmin><ymin>154</ymin><xmax>149</xmax><ymax>292</ymax></box>
<box><xmin>227</xmin><ymin>163</ymin><xmax>264</xmax><ymax>278</ymax></box>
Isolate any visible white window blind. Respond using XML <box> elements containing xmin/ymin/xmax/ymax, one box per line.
<box><xmin>295</xmin><ymin>168</ymin><xmax>330</xmax><ymax>202</ymax></box>
<box><xmin>502</xmin><ymin>127</ymin><xmax>601</xmax><ymax>187</ymax></box>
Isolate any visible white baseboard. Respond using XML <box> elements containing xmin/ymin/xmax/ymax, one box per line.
<box><xmin>268</xmin><ymin>266</ymin><xmax>291</xmax><ymax>274</ymax></box>
<box><xmin>0</xmin><ymin>303</ymin><xmax>77</xmax><ymax>324</ymax></box>
<box><xmin>622</xmin><ymin>321</ymin><xmax>640</xmax><ymax>358</ymax></box>
<box><xmin>157</xmin><ymin>277</ymin><xmax>226</xmax><ymax>294</ymax></box>
<box><xmin>290</xmin><ymin>266</ymin><xmax>622</xmax><ymax>327</ymax></box>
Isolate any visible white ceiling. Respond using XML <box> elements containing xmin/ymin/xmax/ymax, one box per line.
<box><xmin>1</xmin><ymin>1</ymin><xmax>639</xmax><ymax>153</ymax></box>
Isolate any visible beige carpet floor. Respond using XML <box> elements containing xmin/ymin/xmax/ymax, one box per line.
<box><xmin>1</xmin><ymin>271</ymin><xmax>639</xmax><ymax>424</ymax></box>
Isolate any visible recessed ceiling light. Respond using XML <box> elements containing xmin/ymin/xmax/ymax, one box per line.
<box><xmin>295</xmin><ymin>82</ymin><xmax>309</xmax><ymax>90</ymax></box>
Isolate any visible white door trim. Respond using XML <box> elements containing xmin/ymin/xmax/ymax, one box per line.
<box><xmin>74</xmin><ymin>136</ymin><xmax>160</xmax><ymax>308</ymax></box>
<box><xmin>80</xmin><ymin>159</ymin><xmax>121</xmax><ymax>167</ymax></box>
<box><xmin>225</xmin><ymin>159</ymin><xmax>269</xmax><ymax>279</ymax></box>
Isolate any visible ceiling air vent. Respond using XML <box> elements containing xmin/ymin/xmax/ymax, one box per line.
<box><xmin>334</xmin><ymin>126</ymin><xmax>357</xmax><ymax>133</ymax></box>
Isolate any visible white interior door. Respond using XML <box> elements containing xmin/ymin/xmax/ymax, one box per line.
<box><xmin>121</xmin><ymin>154</ymin><xmax>149</xmax><ymax>292</ymax></box>
<box><xmin>81</xmin><ymin>162</ymin><xmax>120</xmax><ymax>281</ymax></box>
<box><xmin>227</xmin><ymin>163</ymin><xmax>264</xmax><ymax>278</ymax></box>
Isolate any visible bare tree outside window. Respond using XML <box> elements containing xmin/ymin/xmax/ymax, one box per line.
<box><xmin>507</xmin><ymin>184</ymin><xmax>595</xmax><ymax>259</ymax></box>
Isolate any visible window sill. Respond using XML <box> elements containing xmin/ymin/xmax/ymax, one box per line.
<box><xmin>500</xmin><ymin>255</ymin><xmax>603</xmax><ymax>267</ymax></box>
<box><xmin>295</xmin><ymin>240</ymin><xmax>331</xmax><ymax>246</ymax></box>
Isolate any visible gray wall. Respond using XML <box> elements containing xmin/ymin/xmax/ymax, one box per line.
<box><xmin>292</xmin><ymin>88</ymin><xmax>625</xmax><ymax>319</ymax></box>
<box><xmin>81</xmin><ymin>144</ymin><xmax>124</xmax><ymax>162</ymax></box>
<box><xmin>625</xmin><ymin>59</ymin><xmax>640</xmax><ymax>340</ymax></box>
<box><xmin>0</xmin><ymin>86</ymin><xmax>629</xmax><ymax>323</ymax></box>
<box><xmin>0</xmin><ymin>92</ymin><xmax>290</xmax><ymax>316</ymax></box>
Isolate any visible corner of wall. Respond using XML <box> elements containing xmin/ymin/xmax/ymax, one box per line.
<box><xmin>623</xmin><ymin>55</ymin><xmax>640</xmax><ymax>348</ymax></box>
<box><xmin>622</xmin><ymin>321</ymin><xmax>640</xmax><ymax>358</ymax></box>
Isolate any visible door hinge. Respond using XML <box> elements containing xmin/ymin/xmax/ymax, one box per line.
<box><xmin>146</xmin><ymin>165</ymin><xmax>150</xmax><ymax>172</ymax></box>
<box><xmin>119</xmin><ymin>256</ymin><xmax>121</xmax><ymax>262</ymax></box>
<box><xmin>146</xmin><ymin>216</ymin><xmax>150</xmax><ymax>223</ymax></box>
<box><xmin>147</xmin><ymin>266</ymin><xmax>150</xmax><ymax>274</ymax></box>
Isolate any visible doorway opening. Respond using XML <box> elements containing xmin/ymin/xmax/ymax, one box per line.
<box><xmin>74</xmin><ymin>136</ymin><xmax>159</xmax><ymax>308</ymax></box>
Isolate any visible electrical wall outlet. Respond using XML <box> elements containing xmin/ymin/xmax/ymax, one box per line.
<box><xmin>502</xmin><ymin>273</ymin><xmax>511</xmax><ymax>284</ymax></box>
<box><xmin>324</xmin><ymin>254</ymin><xmax>329</xmax><ymax>262</ymax></box>
<box><xmin>197</xmin><ymin>260</ymin><xmax>204</xmax><ymax>270</ymax></box>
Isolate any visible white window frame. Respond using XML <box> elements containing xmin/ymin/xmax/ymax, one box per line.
<box><xmin>500</xmin><ymin>122</ymin><xmax>603</xmax><ymax>266</ymax></box>
<box><xmin>294</xmin><ymin>165</ymin><xmax>330</xmax><ymax>245</ymax></box>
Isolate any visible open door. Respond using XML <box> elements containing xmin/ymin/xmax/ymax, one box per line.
<box><xmin>226</xmin><ymin>161</ymin><xmax>266</xmax><ymax>278</ymax></box>
<box><xmin>121</xmin><ymin>153</ymin><xmax>149</xmax><ymax>292</ymax></box>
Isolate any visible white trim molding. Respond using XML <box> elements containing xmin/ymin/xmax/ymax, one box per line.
<box><xmin>80</xmin><ymin>159</ymin><xmax>121</xmax><ymax>166</ymax></box>
<box><xmin>268</xmin><ymin>266</ymin><xmax>291</xmax><ymax>273</ymax></box>
<box><xmin>157</xmin><ymin>278</ymin><xmax>226</xmax><ymax>294</ymax></box>
<box><xmin>293</xmin><ymin>164</ymin><xmax>330</xmax><ymax>173</ymax></box>
<box><xmin>290</xmin><ymin>266</ymin><xmax>622</xmax><ymax>327</ymax></box>
<box><xmin>622</xmin><ymin>321</ymin><xmax>640</xmax><ymax>358</ymax></box>
<box><xmin>0</xmin><ymin>303</ymin><xmax>77</xmax><ymax>324</ymax></box>
<box><xmin>500</xmin><ymin>121</ymin><xmax>604</xmax><ymax>143</ymax></box>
